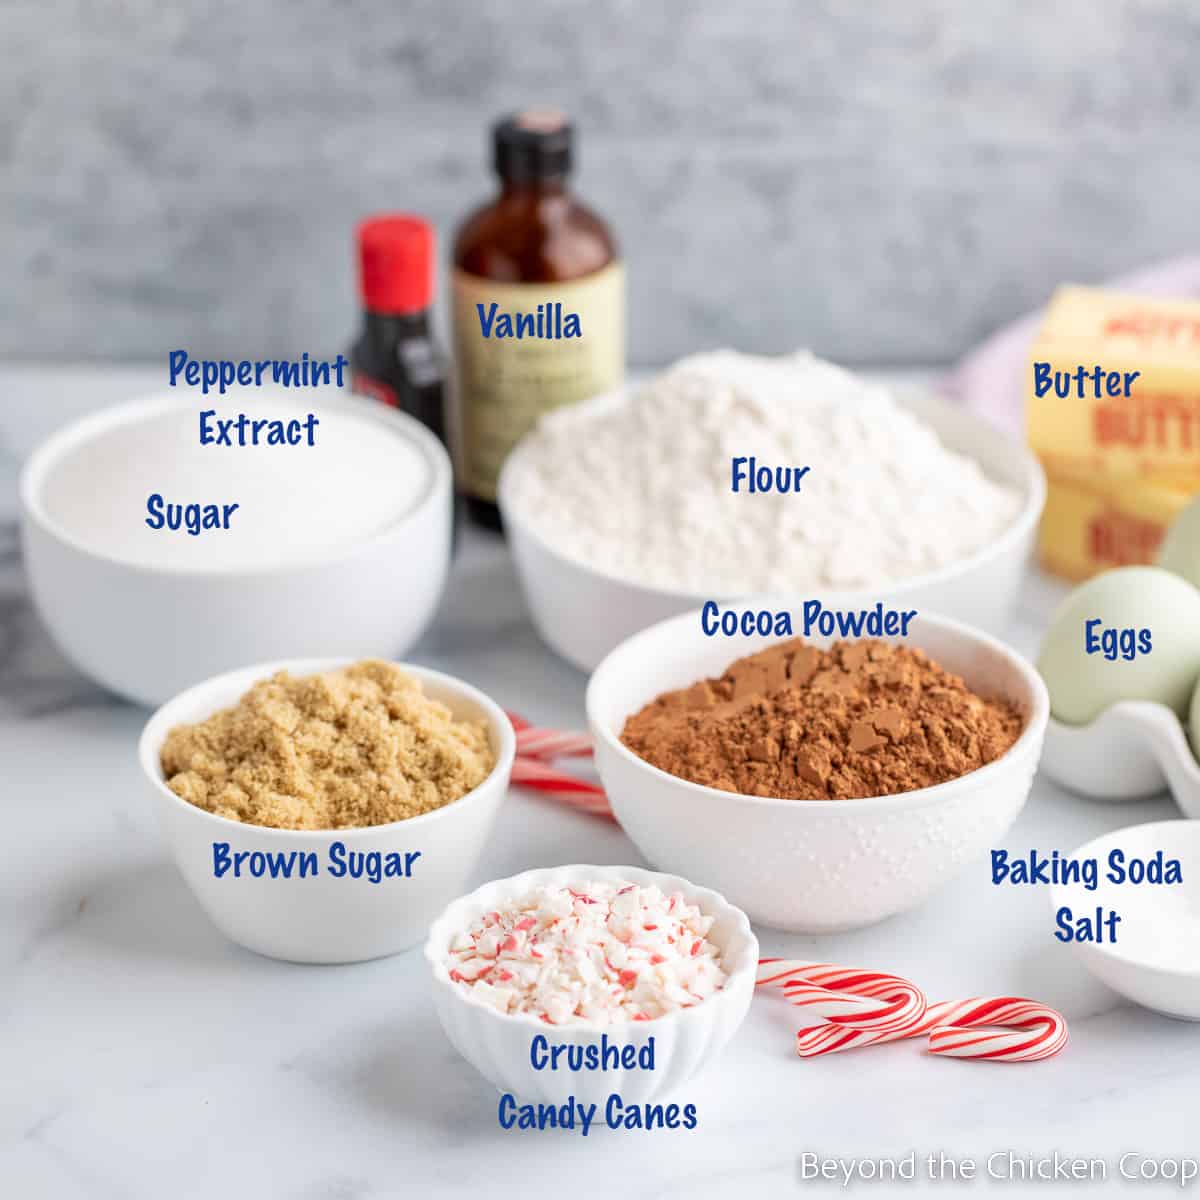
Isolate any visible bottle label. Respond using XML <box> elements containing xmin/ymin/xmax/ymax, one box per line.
<box><xmin>452</xmin><ymin>262</ymin><xmax>625</xmax><ymax>501</ymax></box>
<box><xmin>351</xmin><ymin>369</ymin><xmax>399</xmax><ymax>409</ymax></box>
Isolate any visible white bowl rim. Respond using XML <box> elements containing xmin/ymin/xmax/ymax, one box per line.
<box><xmin>497</xmin><ymin>382</ymin><xmax>1047</xmax><ymax>603</ymax></box>
<box><xmin>1049</xmin><ymin>818</ymin><xmax>1200</xmax><ymax>981</ymax></box>
<box><xmin>19</xmin><ymin>389</ymin><xmax>453</xmax><ymax>579</ymax></box>
<box><xmin>138</xmin><ymin>657</ymin><xmax>516</xmax><ymax>841</ymax></box>
<box><xmin>423</xmin><ymin>862</ymin><xmax>760</xmax><ymax>1034</ymax></box>
<box><xmin>586</xmin><ymin>608</ymin><xmax>1050</xmax><ymax>813</ymax></box>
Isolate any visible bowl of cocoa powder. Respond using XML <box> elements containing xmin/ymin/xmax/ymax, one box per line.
<box><xmin>586</xmin><ymin>612</ymin><xmax>1048</xmax><ymax>933</ymax></box>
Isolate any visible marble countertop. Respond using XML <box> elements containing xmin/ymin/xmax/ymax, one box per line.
<box><xmin>1</xmin><ymin>366</ymin><xmax>1195</xmax><ymax>1200</ymax></box>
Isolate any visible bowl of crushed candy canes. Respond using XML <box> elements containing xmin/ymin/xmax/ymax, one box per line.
<box><xmin>423</xmin><ymin>864</ymin><xmax>759</xmax><ymax>1109</ymax></box>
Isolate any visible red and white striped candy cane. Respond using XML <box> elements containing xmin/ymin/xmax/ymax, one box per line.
<box><xmin>923</xmin><ymin>997</ymin><xmax>1069</xmax><ymax>1062</ymax></box>
<box><xmin>502</xmin><ymin>713</ymin><xmax>610</xmax><ymax>819</ymax></box>
<box><xmin>757</xmin><ymin>959</ymin><xmax>927</xmax><ymax>1041</ymax></box>
<box><xmin>757</xmin><ymin>959</ymin><xmax>1068</xmax><ymax>1063</ymax></box>
<box><xmin>506</xmin><ymin>713</ymin><xmax>594</xmax><ymax>761</ymax></box>
<box><xmin>515</xmin><ymin>727</ymin><xmax>594</xmax><ymax>761</ymax></box>
<box><xmin>790</xmin><ymin>995</ymin><xmax>1068</xmax><ymax>1062</ymax></box>
<box><xmin>508</xmin><ymin>757</ymin><xmax>614</xmax><ymax>821</ymax></box>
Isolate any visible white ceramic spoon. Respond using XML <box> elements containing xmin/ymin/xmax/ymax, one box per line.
<box><xmin>1042</xmin><ymin>701</ymin><xmax>1200</xmax><ymax>815</ymax></box>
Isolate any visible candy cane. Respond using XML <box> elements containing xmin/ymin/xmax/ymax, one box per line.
<box><xmin>791</xmin><ymin>995</ymin><xmax>1067</xmax><ymax>1062</ymax></box>
<box><xmin>793</xmin><ymin>996</ymin><xmax>1068</xmax><ymax>1062</ymax></box>
<box><xmin>515</xmin><ymin>728</ymin><xmax>594</xmax><ymax>761</ymax></box>
<box><xmin>923</xmin><ymin>997</ymin><xmax>1069</xmax><ymax>1062</ymax></box>
<box><xmin>507</xmin><ymin>714</ymin><xmax>594</xmax><ymax>761</ymax></box>
<box><xmin>509</xmin><ymin>757</ymin><xmax>614</xmax><ymax>820</ymax></box>
<box><xmin>757</xmin><ymin>959</ymin><xmax>1068</xmax><ymax>1063</ymax></box>
<box><xmin>756</xmin><ymin>959</ymin><xmax>927</xmax><ymax>1041</ymax></box>
<box><xmin>503</xmin><ymin>715</ymin><xmax>608</xmax><ymax>818</ymax></box>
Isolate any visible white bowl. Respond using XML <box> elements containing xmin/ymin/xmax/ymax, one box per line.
<box><xmin>499</xmin><ymin>387</ymin><xmax>1045</xmax><ymax>671</ymax></box>
<box><xmin>423</xmin><ymin>864</ymin><xmax>758</xmax><ymax>1105</ymax></box>
<box><xmin>21</xmin><ymin>392</ymin><xmax>453</xmax><ymax>706</ymax></box>
<box><xmin>1050</xmin><ymin>821</ymin><xmax>1200</xmax><ymax>1020</ymax></box>
<box><xmin>587</xmin><ymin>611</ymin><xmax>1049</xmax><ymax>933</ymax></box>
<box><xmin>138</xmin><ymin>658</ymin><xmax>515</xmax><ymax>963</ymax></box>
<box><xmin>1042</xmin><ymin>702</ymin><xmax>1200</xmax><ymax>814</ymax></box>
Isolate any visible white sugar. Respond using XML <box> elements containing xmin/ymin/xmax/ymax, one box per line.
<box><xmin>37</xmin><ymin>392</ymin><xmax>432</xmax><ymax>570</ymax></box>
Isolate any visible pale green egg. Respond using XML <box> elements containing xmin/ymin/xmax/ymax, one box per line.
<box><xmin>1158</xmin><ymin>494</ymin><xmax>1200</xmax><ymax>588</ymax></box>
<box><xmin>1190</xmin><ymin>674</ymin><xmax>1200</xmax><ymax>757</ymax></box>
<box><xmin>1037</xmin><ymin>566</ymin><xmax>1200</xmax><ymax>725</ymax></box>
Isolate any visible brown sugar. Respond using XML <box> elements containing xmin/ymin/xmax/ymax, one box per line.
<box><xmin>620</xmin><ymin>639</ymin><xmax>1023</xmax><ymax>800</ymax></box>
<box><xmin>160</xmin><ymin>660</ymin><xmax>495</xmax><ymax>830</ymax></box>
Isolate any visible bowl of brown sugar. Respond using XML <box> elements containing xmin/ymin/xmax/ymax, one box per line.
<box><xmin>586</xmin><ymin>611</ymin><xmax>1048</xmax><ymax>933</ymax></box>
<box><xmin>139</xmin><ymin>658</ymin><xmax>515</xmax><ymax>962</ymax></box>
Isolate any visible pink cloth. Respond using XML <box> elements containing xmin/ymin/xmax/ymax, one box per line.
<box><xmin>940</xmin><ymin>257</ymin><xmax>1200</xmax><ymax>435</ymax></box>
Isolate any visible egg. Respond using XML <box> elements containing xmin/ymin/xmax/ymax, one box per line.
<box><xmin>1158</xmin><ymin>494</ymin><xmax>1200</xmax><ymax>588</ymax></box>
<box><xmin>1037</xmin><ymin>566</ymin><xmax>1200</xmax><ymax>725</ymax></box>
<box><xmin>1190</xmin><ymin>675</ymin><xmax>1200</xmax><ymax>757</ymax></box>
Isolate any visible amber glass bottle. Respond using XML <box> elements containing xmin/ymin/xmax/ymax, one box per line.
<box><xmin>452</xmin><ymin>111</ymin><xmax>624</xmax><ymax>530</ymax></box>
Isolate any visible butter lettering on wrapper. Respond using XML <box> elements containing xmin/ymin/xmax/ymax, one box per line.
<box><xmin>1028</xmin><ymin>286</ymin><xmax>1200</xmax><ymax>478</ymax></box>
<box><xmin>1027</xmin><ymin>285</ymin><xmax>1200</xmax><ymax>580</ymax></box>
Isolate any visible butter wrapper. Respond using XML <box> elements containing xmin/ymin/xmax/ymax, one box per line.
<box><xmin>1028</xmin><ymin>285</ymin><xmax>1200</xmax><ymax>478</ymax></box>
<box><xmin>1038</xmin><ymin>465</ymin><xmax>1197</xmax><ymax>581</ymax></box>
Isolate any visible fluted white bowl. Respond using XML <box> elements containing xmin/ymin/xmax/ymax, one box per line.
<box><xmin>587</xmin><ymin>611</ymin><xmax>1049</xmax><ymax>933</ymax></box>
<box><xmin>424</xmin><ymin>864</ymin><xmax>758</xmax><ymax>1105</ymax></box>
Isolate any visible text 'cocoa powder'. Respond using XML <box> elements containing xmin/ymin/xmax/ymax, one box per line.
<box><xmin>620</xmin><ymin>639</ymin><xmax>1023</xmax><ymax>800</ymax></box>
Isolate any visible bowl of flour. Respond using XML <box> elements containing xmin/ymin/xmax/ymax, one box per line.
<box><xmin>498</xmin><ymin>351</ymin><xmax>1044</xmax><ymax>671</ymax></box>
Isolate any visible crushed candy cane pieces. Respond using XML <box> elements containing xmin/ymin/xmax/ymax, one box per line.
<box><xmin>445</xmin><ymin>881</ymin><xmax>728</xmax><ymax>1025</ymax></box>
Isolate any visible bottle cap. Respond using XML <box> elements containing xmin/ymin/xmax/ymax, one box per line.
<box><xmin>356</xmin><ymin>214</ymin><xmax>435</xmax><ymax>315</ymax></box>
<box><xmin>493</xmin><ymin>110</ymin><xmax>573</xmax><ymax>182</ymax></box>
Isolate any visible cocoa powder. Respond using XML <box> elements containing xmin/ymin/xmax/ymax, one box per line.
<box><xmin>620</xmin><ymin>639</ymin><xmax>1023</xmax><ymax>800</ymax></box>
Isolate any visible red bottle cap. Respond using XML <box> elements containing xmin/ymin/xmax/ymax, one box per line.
<box><xmin>356</xmin><ymin>214</ymin><xmax>435</xmax><ymax>315</ymax></box>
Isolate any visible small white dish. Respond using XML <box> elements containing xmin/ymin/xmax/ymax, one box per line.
<box><xmin>1050</xmin><ymin>821</ymin><xmax>1200</xmax><ymax>1020</ymax></box>
<box><xmin>1042</xmin><ymin>704</ymin><xmax>1200</xmax><ymax>814</ymax></box>
<box><xmin>139</xmin><ymin>658</ymin><xmax>515</xmax><ymax>964</ymax></box>
<box><xmin>424</xmin><ymin>864</ymin><xmax>758</xmax><ymax>1105</ymax></box>
<box><xmin>499</xmin><ymin>387</ymin><xmax>1045</xmax><ymax>671</ymax></box>
<box><xmin>586</xmin><ymin>610</ymin><xmax>1049</xmax><ymax>933</ymax></box>
<box><xmin>21</xmin><ymin>391</ymin><xmax>453</xmax><ymax>706</ymax></box>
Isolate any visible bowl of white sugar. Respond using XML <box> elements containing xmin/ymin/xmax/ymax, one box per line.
<box><xmin>20</xmin><ymin>389</ymin><xmax>452</xmax><ymax>705</ymax></box>
<box><xmin>498</xmin><ymin>351</ymin><xmax>1045</xmax><ymax>671</ymax></box>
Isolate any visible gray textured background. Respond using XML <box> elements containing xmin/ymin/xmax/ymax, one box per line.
<box><xmin>3</xmin><ymin>0</ymin><xmax>1199</xmax><ymax>367</ymax></box>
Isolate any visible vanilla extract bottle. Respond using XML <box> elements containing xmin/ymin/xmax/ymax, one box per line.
<box><xmin>452</xmin><ymin>111</ymin><xmax>625</xmax><ymax>530</ymax></box>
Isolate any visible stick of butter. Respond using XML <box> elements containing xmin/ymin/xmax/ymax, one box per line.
<box><xmin>1038</xmin><ymin>470</ymin><xmax>1197</xmax><ymax>581</ymax></box>
<box><xmin>1028</xmin><ymin>285</ymin><xmax>1200</xmax><ymax>479</ymax></box>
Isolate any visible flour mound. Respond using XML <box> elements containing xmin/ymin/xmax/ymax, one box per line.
<box><xmin>505</xmin><ymin>350</ymin><xmax>1023</xmax><ymax>593</ymax></box>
